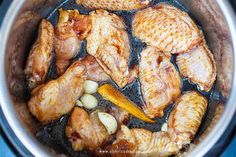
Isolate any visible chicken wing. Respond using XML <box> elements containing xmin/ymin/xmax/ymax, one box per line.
<box><xmin>86</xmin><ymin>10</ymin><xmax>131</xmax><ymax>88</ymax></box>
<box><xmin>109</xmin><ymin>125</ymin><xmax>179</xmax><ymax>157</ymax></box>
<box><xmin>55</xmin><ymin>9</ymin><xmax>92</xmax><ymax>75</ymax></box>
<box><xmin>108</xmin><ymin>91</ymin><xmax>207</xmax><ymax>156</ymax></box>
<box><xmin>66</xmin><ymin>107</ymin><xmax>110</xmax><ymax>151</ymax></box>
<box><xmin>79</xmin><ymin>55</ymin><xmax>110</xmax><ymax>82</ymax></box>
<box><xmin>132</xmin><ymin>4</ymin><xmax>202</xmax><ymax>54</ymax></box>
<box><xmin>24</xmin><ymin>19</ymin><xmax>54</xmax><ymax>90</ymax></box>
<box><xmin>168</xmin><ymin>91</ymin><xmax>207</xmax><ymax>148</ymax></box>
<box><xmin>76</xmin><ymin>0</ymin><xmax>151</xmax><ymax>11</ymax></box>
<box><xmin>139</xmin><ymin>46</ymin><xmax>181</xmax><ymax>118</ymax></box>
<box><xmin>176</xmin><ymin>43</ymin><xmax>216</xmax><ymax>92</ymax></box>
<box><xmin>28</xmin><ymin>60</ymin><xmax>86</xmax><ymax>124</ymax></box>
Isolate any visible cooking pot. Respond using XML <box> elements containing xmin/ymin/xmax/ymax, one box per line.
<box><xmin>0</xmin><ymin>0</ymin><xmax>236</xmax><ymax>156</ymax></box>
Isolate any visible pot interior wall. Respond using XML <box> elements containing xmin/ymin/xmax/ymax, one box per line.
<box><xmin>4</xmin><ymin>0</ymin><xmax>234</xmax><ymax>156</ymax></box>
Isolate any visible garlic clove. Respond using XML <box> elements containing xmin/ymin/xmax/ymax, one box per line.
<box><xmin>98</xmin><ymin>112</ymin><xmax>118</xmax><ymax>135</ymax></box>
<box><xmin>80</xmin><ymin>94</ymin><xmax>98</xmax><ymax>109</ymax></box>
<box><xmin>76</xmin><ymin>100</ymin><xmax>84</xmax><ymax>107</ymax></box>
<box><xmin>84</xmin><ymin>80</ymin><xmax>98</xmax><ymax>94</ymax></box>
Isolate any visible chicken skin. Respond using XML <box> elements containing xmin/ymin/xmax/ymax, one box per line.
<box><xmin>66</xmin><ymin>107</ymin><xmax>129</xmax><ymax>151</ymax></box>
<box><xmin>133</xmin><ymin>4</ymin><xmax>216</xmax><ymax>91</ymax></box>
<box><xmin>109</xmin><ymin>125</ymin><xmax>179</xmax><ymax>157</ymax></box>
<box><xmin>108</xmin><ymin>91</ymin><xmax>207</xmax><ymax>156</ymax></box>
<box><xmin>55</xmin><ymin>9</ymin><xmax>92</xmax><ymax>75</ymax></box>
<box><xmin>76</xmin><ymin>0</ymin><xmax>151</xmax><ymax>11</ymax></box>
<box><xmin>66</xmin><ymin>107</ymin><xmax>110</xmax><ymax>151</ymax></box>
<box><xmin>24</xmin><ymin>19</ymin><xmax>54</xmax><ymax>90</ymax></box>
<box><xmin>176</xmin><ymin>43</ymin><xmax>216</xmax><ymax>92</ymax></box>
<box><xmin>132</xmin><ymin>4</ymin><xmax>202</xmax><ymax>54</ymax></box>
<box><xmin>168</xmin><ymin>91</ymin><xmax>207</xmax><ymax>148</ymax></box>
<box><xmin>80</xmin><ymin>55</ymin><xmax>110</xmax><ymax>82</ymax></box>
<box><xmin>108</xmin><ymin>105</ymin><xmax>130</xmax><ymax>126</ymax></box>
<box><xmin>86</xmin><ymin>10</ymin><xmax>131</xmax><ymax>88</ymax></box>
<box><xmin>28</xmin><ymin>60</ymin><xmax>87</xmax><ymax>124</ymax></box>
<box><xmin>139</xmin><ymin>47</ymin><xmax>181</xmax><ymax>118</ymax></box>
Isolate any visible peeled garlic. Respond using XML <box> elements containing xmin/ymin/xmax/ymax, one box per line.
<box><xmin>76</xmin><ymin>100</ymin><xmax>84</xmax><ymax>107</ymax></box>
<box><xmin>84</xmin><ymin>80</ymin><xmax>99</xmax><ymax>94</ymax></box>
<box><xmin>161</xmin><ymin>122</ymin><xmax>168</xmax><ymax>132</ymax></box>
<box><xmin>80</xmin><ymin>94</ymin><xmax>98</xmax><ymax>109</ymax></box>
<box><xmin>98</xmin><ymin>112</ymin><xmax>118</xmax><ymax>135</ymax></box>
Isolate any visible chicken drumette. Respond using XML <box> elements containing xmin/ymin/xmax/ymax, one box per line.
<box><xmin>66</xmin><ymin>108</ymin><xmax>110</xmax><ymax>151</ymax></box>
<box><xmin>24</xmin><ymin>19</ymin><xmax>54</xmax><ymax>90</ymax></box>
<box><xmin>66</xmin><ymin>107</ymin><xmax>129</xmax><ymax>151</ymax></box>
<box><xmin>55</xmin><ymin>9</ymin><xmax>92</xmax><ymax>75</ymax></box>
<box><xmin>28</xmin><ymin>60</ymin><xmax>86</xmax><ymax>124</ymax></box>
<box><xmin>28</xmin><ymin>55</ymin><xmax>109</xmax><ymax>124</ymax></box>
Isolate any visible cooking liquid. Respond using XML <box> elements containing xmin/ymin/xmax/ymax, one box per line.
<box><xmin>36</xmin><ymin>0</ymin><xmax>224</xmax><ymax>156</ymax></box>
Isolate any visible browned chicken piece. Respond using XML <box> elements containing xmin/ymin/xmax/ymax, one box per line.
<box><xmin>55</xmin><ymin>9</ymin><xmax>92</xmax><ymax>75</ymax></box>
<box><xmin>76</xmin><ymin>0</ymin><xmax>151</xmax><ymax>11</ymax></box>
<box><xmin>108</xmin><ymin>106</ymin><xmax>130</xmax><ymax>125</ymax></box>
<box><xmin>86</xmin><ymin>10</ymin><xmax>131</xmax><ymax>88</ymax></box>
<box><xmin>109</xmin><ymin>125</ymin><xmax>179</xmax><ymax>157</ymax></box>
<box><xmin>168</xmin><ymin>91</ymin><xmax>207</xmax><ymax>148</ymax></box>
<box><xmin>132</xmin><ymin>4</ymin><xmax>203</xmax><ymax>54</ymax></box>
<box><xmin>28</xmin><ymin>60</ymin><xmax>87</xmax><ymax>124</ymax></box>
<box><xmin>79</xmin><ymin>55</ymin><xmax>110</xmax><ymax>82</ymax></box>
<box><xmin>66</xmin><ymin>107</ymin><xmax>110</xmax><ymax>151</ymax></box>
<box><xmin>24</xmin><ymin>19</ymin><xmax>54</xmax><ymax>90</ymax></box>
<box><xmin>176</xmin><ymin>43</ymin><xmax>216</xmax><ymax>92</ymax></box>
<box><xmin>139</xmin><ymin>46</ymin><xmax>181</xmax><ymax>118</ymax></box>
<box><xmin>108</xmin><ymin>92</ymin><xmax>207</xmax><ymax>156</ymax></box>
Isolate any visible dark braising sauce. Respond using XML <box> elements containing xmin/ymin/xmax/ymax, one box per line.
<box><xmin>35</xmin><ymin>0</ymin><xmax>224</xmax><ymax>156</ymax></box>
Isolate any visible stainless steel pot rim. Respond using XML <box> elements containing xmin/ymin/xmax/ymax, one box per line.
<box><xmin>189</xmin><ymin>1</ymin><xmax>236</xmax><ymax>155</ymax></box>
<box><xmin>0</xmin><ymin>1</ymin><xmax>51</xmax><ymax>157</ymax></box>
<box><xmin>0</xmin><ymin>0</ymin><xmax>235</xmax><ymax>157</ymax></box>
